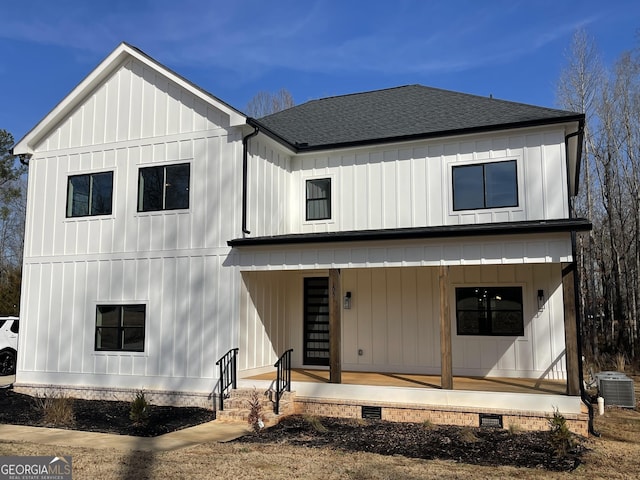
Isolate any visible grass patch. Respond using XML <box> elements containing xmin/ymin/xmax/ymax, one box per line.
<box><xmin>303</xmin><ymin>414</ymin><xmax>328</xmax><ymax>433</ymax></box>
<box><xmin>35</xmin><ymin>393</ymin><xmax>75</xmax><ymax>427</ymax></box>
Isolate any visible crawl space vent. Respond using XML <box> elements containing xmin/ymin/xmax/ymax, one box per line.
<box><xmin>479</xmin><ymin>413</ymin><xmax>503</xmax><ymax>428</ymax></box>
<box><xmin>596</xmin><ymin>371</ymin><xmax>636</xmax><ymax>408</ymax></box>
<box><xmin>361</xmin><ymin>406</ymin><xmax>382</xmax><ymax>419</ymax></box>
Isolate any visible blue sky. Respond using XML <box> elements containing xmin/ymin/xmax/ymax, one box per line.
<box><xmin>2</xmin><ymin>0</ymin><xmax>638</xmax><ymax>143</ymax></box>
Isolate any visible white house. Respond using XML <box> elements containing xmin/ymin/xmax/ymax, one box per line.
<box><xmin>12</xmin><ymin>43</ymin><xmax>591</xmax><ymax>433</ymax></box>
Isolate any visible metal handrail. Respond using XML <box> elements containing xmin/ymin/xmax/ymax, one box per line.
<box><xmin>215</xmin><ymin>348</ymin><xmax>239</xmax><ymax>411</ymax></box>
<box><xmin>274</xmin><ymin>349</ymin><xmax>293</xmax><ymax>414</ymax></box>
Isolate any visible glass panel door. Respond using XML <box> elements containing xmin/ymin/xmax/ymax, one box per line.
<box><xmin>303</xmin><ymin>277</ymin><xmax>330</xmax><ymax>365</ymax></box>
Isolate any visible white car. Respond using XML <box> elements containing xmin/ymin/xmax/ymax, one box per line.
<box><xmin>0</xmin><ymin>316</ymin><xmax>18</xmax><ymax>376</ymax></box>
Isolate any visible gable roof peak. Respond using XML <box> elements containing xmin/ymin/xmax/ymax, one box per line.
<box><xmin>13</xmin><ymin>42</ymin><xmax>246</xmax><ymax>155</ymax></box>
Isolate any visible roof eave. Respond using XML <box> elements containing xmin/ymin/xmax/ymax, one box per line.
<box><xmin>247</xmin><ymin>117</ymin><xmax>297</xmax><ymax>153</ymax></box>
<box><xmin>228</xmin><ymin>218</ymin><xmax>592</xmax><ymax>247</ymax></box>
<box><xmin>260</xmin><ymin>114</ymin><xmax>585</xmax><ymax>154</ymax></box>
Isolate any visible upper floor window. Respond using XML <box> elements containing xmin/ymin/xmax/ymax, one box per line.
<box><xmin>452</xmin><ymin>160</ymin><xmax>518</xmax><ymax>211</ymax></box>
<box><xmin>456</xmin><ymin>286</ymin><xmax>524</xmax><ymax>336</ymax></box>
<box><xmin>306</xmin><ymin>178</ymin><xmax>331</xmax><ymax>221</ymax></box>
<box><xmin>138</xmin><ymin>163</ymin><xmax>190</xmax><ymax>212</ymax></box>
<box><xmin>66</xmin><ymin>171</ymin><xmax>113</xmax><ymax>218</ymax></box>
<box><xmin>95</xmin><ymin>304</ymin><xmax>146</xmax><ymax>352</ymax></box>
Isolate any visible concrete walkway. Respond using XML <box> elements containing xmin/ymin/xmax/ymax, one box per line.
<box><xmin>0</xmin><ymin>421</ymin><xmax>252</xmax><ymax>452</ymax></box>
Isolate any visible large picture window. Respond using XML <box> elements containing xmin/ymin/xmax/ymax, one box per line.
<box><xmin>66</xmin><ymin>172</ymin><xmax>113</xmax><ymax>217</ymax></box>
<box><xmin>138</xmin><ymin>164</ymin><xmax>190</xmax><ymax>212</ymax></box>
<box><xmin>452</xmin><ymin>160</ymin><xmax>518</xmax><ymax>210</ymax></box>
<box><xmin>306</xmin><ymin>178</ymin><xmax>331</xmax><ymax>221</ymax></box>
<box><xmin>95</xmin><ymin>305</ymin><xmax>146</xmax><ymax>352</ymax></box>
<box><xmin>455</xmin><ymin>287</ymin><xmax>524</xmax><ymax>336</ymax></box>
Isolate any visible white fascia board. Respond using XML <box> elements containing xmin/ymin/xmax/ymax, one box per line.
<box><xmin>13</xmin><ymin>42</ymin><xmax>246</xmax><ymax>155</ymax></box>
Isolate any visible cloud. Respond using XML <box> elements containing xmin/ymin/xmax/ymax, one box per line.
<box><xmin>0</xmin><ymin>0</ymin><xmax>605</xmax><ymax>79</ymax></box>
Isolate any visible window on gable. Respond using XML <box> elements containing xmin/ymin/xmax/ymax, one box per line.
<box><xmin>66</xmin><ymin>172</ymin><xmax>113</xmax><ymax>217</ymax></box>
<box><xmin>306</xmin><ymin>178</ymin><xmax>331</xmax><ymax>221</ymax></box>
<box><xmin>455</xmin><ymin>287</ymin><xmax>524</xmax><ymax>336</ymax></box>
<box><xmin>95</xmin><ymin>305</ymin><xmax>146</xmax><ymax>352</ymax></box>
<box><xmin>452</xmin><ymin>160</ymin><xmax>518</xmax><ymax>211</ymax></box>
<box><xmin>138</xmin><ymin>163</ymin><xmax>190</xmax><ymax>212</ymax></box>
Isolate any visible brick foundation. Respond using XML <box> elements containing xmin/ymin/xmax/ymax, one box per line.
<box><xmin>294</xmin><ymin>397</ymin><xmax>589</xmax><ymax>436</ymax></box>
<box><xmin>13</xmin><ymin>383</ymin><xmax>215</xmax><ymax>410</ymax></box>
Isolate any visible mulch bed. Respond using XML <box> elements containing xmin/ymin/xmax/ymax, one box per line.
<box><xmin>0</xmin><ymin>387</ymin><xmax>215</xmax><ymax>437</ymax></box>
<box><xmin>1</xmin><ymin>387</ymin><xmax>586</xmax><ymax>470</ymax></box>
<box><xmin>237</xmin><ymin>414</ymin><xmax>587</xmax><ymax>472</ymax></box>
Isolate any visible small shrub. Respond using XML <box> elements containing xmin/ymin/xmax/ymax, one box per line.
<box><xmin>508</xmin><ymin>423</ymin><xmax>522</xmax><ymax>435</ymax></box>
<box><xmin>422</xmin><ymin>419</ymin><xmax>434</xmax><ymax>429</ymax></box>
<box><xmin>36</xmin><ymin>394</ymin><xmax>75</xmax><ymax>427</ymax></box>
<box><xmin>246</xmin><ymin>388</ymin><xmax>264</xmax><ymax>434</ymax></box>
<box><xmin>130</xmin><ymin>390</ymin><xmax>150</xmax><ymax>426</ymax></box>
<box><xmin>548</xmin><ymin>407</ymin><xmax>575</xmax><ymax>456</ymax></box>
<box><xmin>458</xmin><ymin>426</ymin><xmax>479</xmax><ymax>443</ymax></box>
<box><xmin>304</xmin><ymin>414</ymin><xmax>328</xmax><ymax>433</ymax></box>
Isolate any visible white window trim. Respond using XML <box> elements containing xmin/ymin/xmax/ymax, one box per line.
<box><xmin>447</xmin><ymin>156</ymin><xmax>524</xmax><ymax>215</ymax></box>
<box><xmin>63</xmin><ymin>167</ymin><xmax>116</xmax><ymax>222</ymax></box>
<box><xmin>302</xmin><ymin>173</ymin><xmax>336</xmax><ymax>225</ymax></box>
<box><xmin>451</xmin><ymin>283</ymin><xmax>528</xmax><ymax>339</ymax></box>
<box><xmin>135</xmin><ymin>161</ymin><xmax>192</xmax><ymax>215</ymax></box>
<box><xmin>92</xmin><ymin>300</ymin><xmax>149</xmax><ymax>357</ymax></box>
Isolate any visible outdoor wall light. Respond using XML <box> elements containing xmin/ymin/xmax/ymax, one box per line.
<box><xmin>344</xmin><ymin>291</ymin><xmax>352</xmax><ymax>309</ymax></box>
<box><xmin>537</xmin><ymin>289</ymin><xmax>545</xmax><ymax>310</ymax></box>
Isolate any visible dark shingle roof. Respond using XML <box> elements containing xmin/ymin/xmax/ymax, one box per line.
<box><xmin>254</xmin><ymin>85</ymin><xmax>582</xmax><ymax>151</ymax></box>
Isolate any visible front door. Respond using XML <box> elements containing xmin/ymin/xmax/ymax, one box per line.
<box><xmin>303</xmin><ymin>277</ymin><xmax>330</xmax><ymax>366</ymax></box>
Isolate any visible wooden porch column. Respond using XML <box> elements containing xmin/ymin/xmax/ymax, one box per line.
<box><xmin>329</xmin><ymin>268</ymin><xmax>342</xmax><ymax>384</ymax></box>
<box><xmin>562</xmin><ymin>262</ymin><xmax>581</xmax><ymax>396</ymax></box>
<box><xmin>439</xmin><ymin>266</ymin><xmax>453</xmax><ymax>390</ymax></box>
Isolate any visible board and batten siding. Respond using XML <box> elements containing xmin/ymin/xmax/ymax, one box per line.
<box><xmin>245</xmin><ymin>136</ymin><xmax>292</xmax><ymax>238</ymax></box>
<box><xmin>18</xmin><ymin>253</ymin><xmax>237</xmax><ymax>392</ymax></box>
<box><xmin>18</xmin><ymin>57</ymin><xmax>244</xmax><ymax>392</ymax></box>
<box><xmin>239</xmin><ymin>271</ymin><xmax>292</xmax><ymax>372</ymax></box>
<box><xmin>37</xmin><ymin>58</ymin><xmax>232</xmax><ymax>153</ymax></box>
<box><xmin>237</xmin><ymin>264</ymin><xmax>567</xmax><ymax>379</ymax></box>
<box><xmin>24</xmin><ymin>132</ymin><xmax>240</xmax><ymax>259</ymax></box>
<box><xmin>449</xmin><ymin>263</ymin><xmax>566</xmax><ymax>379</ymax></box>
<box><xmin>286</xmin><ymin>127</ymin><xmax>569</xmax><ymax>234</ymax></box>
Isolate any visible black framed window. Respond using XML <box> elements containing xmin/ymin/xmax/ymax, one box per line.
<box><xmin>452</xmin><ymin>160</ymin><xmax>518</xmax><ymax>210</ymax></box>
<box><xmin>456</xmin><ymin>287</ymin><xmax>524</xmax><ymax>336</ymax></box>
<box><xmin>138</xmin><ymin>163</ymin><xmax>190</xmax><ymax>212</ymax></box>
<box><xmin>306</xmin><ymin>178</ymin><xmax>331</xmax><ymax>221</ymax></box>
<box><xmin>95</xmin><ymin>305</ymin><xmax>146</xmax><ymax>352</ymax></box>
<box><xmin>66</xmin><ymin>172</ymin><xmax>113</xmax><ymax>217</ymax></box>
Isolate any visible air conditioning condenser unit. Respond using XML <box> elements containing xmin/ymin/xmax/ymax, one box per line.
<box><xmin>595</xmin><ymin>371</ymin><xmax>636</xmax><ymax>408</ymax></box>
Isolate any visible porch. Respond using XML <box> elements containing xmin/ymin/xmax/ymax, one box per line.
<box><xmin>246</xmin><ymin>368</ymin><xmax>567</xmax><ymax>395</ymax></box>
<box><xmin>236</xmin><ymin>368</ymin><xmax>588</xmax><ymax>435</ymax></box>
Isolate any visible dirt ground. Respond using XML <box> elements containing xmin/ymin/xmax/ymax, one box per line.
<box><xmin>1</xmin><ymin>384</ymin><xmax>639</xmax><ymax>479</ymax></box>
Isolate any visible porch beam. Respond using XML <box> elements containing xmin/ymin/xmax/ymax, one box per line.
<box><xmin>562</xmin><ymin>262</ymin><xmax>580</xmax><ymax>396</ymax></box>
<box><xmin>329</xmin><ymin>268</ymin><xmax>342</xmax><ymax>383</ymax></box>
<box><xmin>439</xmin><ymin>265</ymin><xmax>453</xmax><ymax>390</ymax></box>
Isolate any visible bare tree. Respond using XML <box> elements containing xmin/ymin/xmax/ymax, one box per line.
<box><xmin>245</xmin><ymin>88</ymin><xmax>294</xmax><ymax>118</ymax></box>
<box><xmin>556</xmin><ymin>29</ymin><xmax>604</xmax><ymax>360</ymax></box>
<box><xmin>558</xmin><ymin>30</ymin><xmax>640</xmax><ymax>367</ymax></box>
<box><xmin>0</xmin><ymin>129</ymin><xmax>26</xmax><ymax>315</ymax></box>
